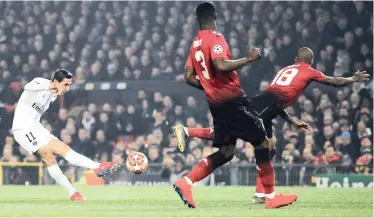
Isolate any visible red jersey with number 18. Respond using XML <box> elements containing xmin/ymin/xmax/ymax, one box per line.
<box><xmin>186</xmin><ymin>30</ymin><xmax>244</xmax><ymax>105</ymax></box>
<box><xmin>265</xmin><ymin>62</ymin><xmax>326</xmax><ymax>108</ymax></box>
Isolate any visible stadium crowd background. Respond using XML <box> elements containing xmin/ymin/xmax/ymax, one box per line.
<box><xmin>0</xmin><ymin>1</ymin><xmax>372</xmax><ymax>184</ymax></box>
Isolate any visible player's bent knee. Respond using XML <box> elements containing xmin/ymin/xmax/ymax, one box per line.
<box><xmin>254</xmin><ymin>148</ymin><xmax>271</xmax><ymax>164</ymax></box>
<box><xmin>269</xmin><ymin>137</ymin><xmax>276</xmax><ymax>150</ymax></box>
<box><xmin>261</xmin><ymin>139</ymin><xmax>270</xmax><ymax>149</ymax></box>
<box><xmin>37</xmin><ymin>148</ymin><xmax>56</xmax><ymax>167</ymax></box>
<box><xmin>43</xmin><ymin>157</ymin><xmax>57</xmax><ymax>167</ymax></box>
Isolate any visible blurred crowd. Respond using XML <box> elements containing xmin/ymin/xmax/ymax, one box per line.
<box><xmin>0</xmin><ymin>1</ymin><xmax>372</xmax><ymax>184</ymax></box>
<box><xmin>0</xmin><ymin>1</ymin><xmax>372</xmax><ymax>83</ymax></box>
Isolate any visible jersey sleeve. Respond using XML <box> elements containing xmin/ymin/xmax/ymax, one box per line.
<box><xmin>310</xmin><ymin>69</ymin><xmax>327</xmax><ymax>82</ymax></box>
<box><xmin>24</xmin><ymin>78</ymin><xmax>50</xmax><ymax>91</ymax></box>
<box><xmin>210</xmin><ymin>35</ymin><xmax>228</xmax><ymax>60</ymax></box>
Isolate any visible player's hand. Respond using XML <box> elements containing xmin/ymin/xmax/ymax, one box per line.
<box><xmin>352</xmin><ymin>70</ymin><xmax>369</xmax><ymax>82</ymax></box>
<box><xmin>248</xmin><ymin>47</ymin><xmax>261</xmax><ymax>61</ymax></box>
<box><xmin>292</xmin><ymin>120</ymin><xmax>313</xmax><ymax>132</ymax></box>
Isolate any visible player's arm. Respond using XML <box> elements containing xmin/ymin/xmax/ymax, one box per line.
<box><xmin>213</xmin><ymin>48</ymin><xmax>261</xmax><ymax>73</ymax></box>
<box><xmin>184</xmin><ymin>53</ymin><xmax>204</xmax><ymax>90</ymax></box>
<box><xmin>210</xmin><ymin>36</ymin><xmax>261</xmax><ymax>73</ymax></box>
<box><xmin>279</xmin><ymin>109</ymin><xmax>313</xmax><ymax>132</ymax></box>
<box><xmin>185</xmin><ymin>66</ymin><xmax>204</xmax><ymax>90</ymax></box>
<box><xmin>318</xmin><ymin>70</ymin><xmax>369</xmax><ymax>87</ymax></box>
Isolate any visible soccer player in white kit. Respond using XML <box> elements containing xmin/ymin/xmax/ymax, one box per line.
<box><xmin>12</xmin><ymin>69</ymin><xmax>120</xmax><ymax>201</ymax></box>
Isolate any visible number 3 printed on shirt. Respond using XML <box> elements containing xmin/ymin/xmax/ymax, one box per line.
<box><xmin>195</xmin><ymin>50</ymin><xmax>210</xmax><ymax>79</ymax></box>
<box><xmin>271</xmin><ymin>68</ymin><xmax>299</xmax><ymax>86</ymax></box>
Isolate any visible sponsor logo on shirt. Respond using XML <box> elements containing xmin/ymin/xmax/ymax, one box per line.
<box><xmin>32</xmin><ymin>103</ymin><xmax>45</xmax><ymax>114</ymax></box>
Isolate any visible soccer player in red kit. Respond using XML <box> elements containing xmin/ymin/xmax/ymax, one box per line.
<box><xmin>173</xmin><ymin>47</ymin><xmax>369</xmax><ymax>206</ymax></box>
<box><xmin>173</xmin><ymin>2</ymin><xmax>298</xmax><ymax>209</ymax></box>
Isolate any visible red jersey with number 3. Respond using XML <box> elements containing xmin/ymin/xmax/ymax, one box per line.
<box><xmin>265</xmin><ymin>62</ymin><xmax>326</xmax><ymax>108</ymax></box>
<box><xmin>186</xmin><ymin>30</ymin><xmax>244</xmax><ymax>105</ymax></box>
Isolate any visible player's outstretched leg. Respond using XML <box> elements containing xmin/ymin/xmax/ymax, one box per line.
<box><xmin>173</xmin><ymin>145</ymin><xmax>235</xmax><ymax>208</ymax></box>
<box><xmin>254</xmin><ymin>148</ymin><xmax>298</xmax><ymax>208</ymax></box>
<box><xmin>37</xmin><ymin>146</ymin><xmax>85</xmax><ymax>201</ymax></box>
<box><xmin>185</xmin><ymin>127</ymin><xmax>215</xmax><ymax>140</ymax></box>
<box><xmin>47</xmin><ymin>139</ymin><xmax>120</xmax><ymax>177</ymax></box>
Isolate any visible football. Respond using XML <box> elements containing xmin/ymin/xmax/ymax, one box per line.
<box><xmin>126</xmin><ymin>152</ymin><xmax>149</xmax><ymax>174</ymax></box>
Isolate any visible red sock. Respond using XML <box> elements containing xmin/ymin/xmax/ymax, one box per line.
<box><xmin>187</xmin><ymin>128</ymin><xmax>214</xmax><ymax>140</ymax></box>
<box><xmin>186</xmin><ymin>151</ymin><xmax>228</xmax><ymax>183</ymax></box>
<box><xmin>186</xmin><ymin>157</ymin><xmax>214</xmax><ymax>183</ymax></box>
<box><xmin>255</xmin><ymin>171</ymin><xmax>265</xmax><ymax>194</ymax></box>
<box><xmin>257</xmin><ymin>162</ymin><xmax>275</xmax><ymax>194</ymax></box>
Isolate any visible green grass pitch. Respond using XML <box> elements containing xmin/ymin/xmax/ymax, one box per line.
<box><xmin>0</xmin><ymin>186</ymin><xmax>372</xmax><ymax>217</ymax></box>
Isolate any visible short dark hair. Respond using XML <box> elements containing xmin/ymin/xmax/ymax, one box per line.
<box><xmin>196</xmin><ymin>2</ymin><xmax>216</xmax><ymax>23</ymax></box>
<box><xmin>53</xmin><ymin>69</ymin><xmax>73</xmax><ymax>82</ymax></box>
<box><xmin>296</xmin><ymin>47</ymin><xmax>314</xmax><ymax>63</ymax></box>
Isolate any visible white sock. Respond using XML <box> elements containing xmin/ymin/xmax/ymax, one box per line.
<box><xmin>255</xmin><ymin>192</ymin><xmax>265</xmax><ymax>198</ymax></box>
<box><xmin>184</xmin><ymin>176</ymin><xmax>193</xmax><ymax>186</ymax></box>
<box><xmin>64</xmin><ymin>150</ymin><xmax>100</xmax><ymax>169</ymax></box>
<box><xmin>183</xmin><ymin>127</ymin><xmax>189</xmax><ymax>136</ymax></box>
<box><xmin>47</xmin><ymin>164</ymin><xmax>76</xmax><ymax>197</ymax></box>
<box><xmin>265</xmin><ymin>191</ymin><xmax>276</xmax><ymax>199</ymax></box>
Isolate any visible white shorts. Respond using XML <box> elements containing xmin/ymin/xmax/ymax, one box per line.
<box><xmin>13</xmin><ymin>123</ymin><xmax>58</xmax><ymax>154</ymax></box>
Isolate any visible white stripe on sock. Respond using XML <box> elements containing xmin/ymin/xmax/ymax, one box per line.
<box><xmin>255</xmin><ymin>192</ymin><xmax>265</xmax><ymax>198</ymax></box>
<box><xmin>265</xmin><ymin>191</ymin><xmax>276</xmax><ymax>199</ymax></box>
<box><xmin>184</xmin><ymin>176</ymin><xmax>193</xmax><ymax>186</ymax></box>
